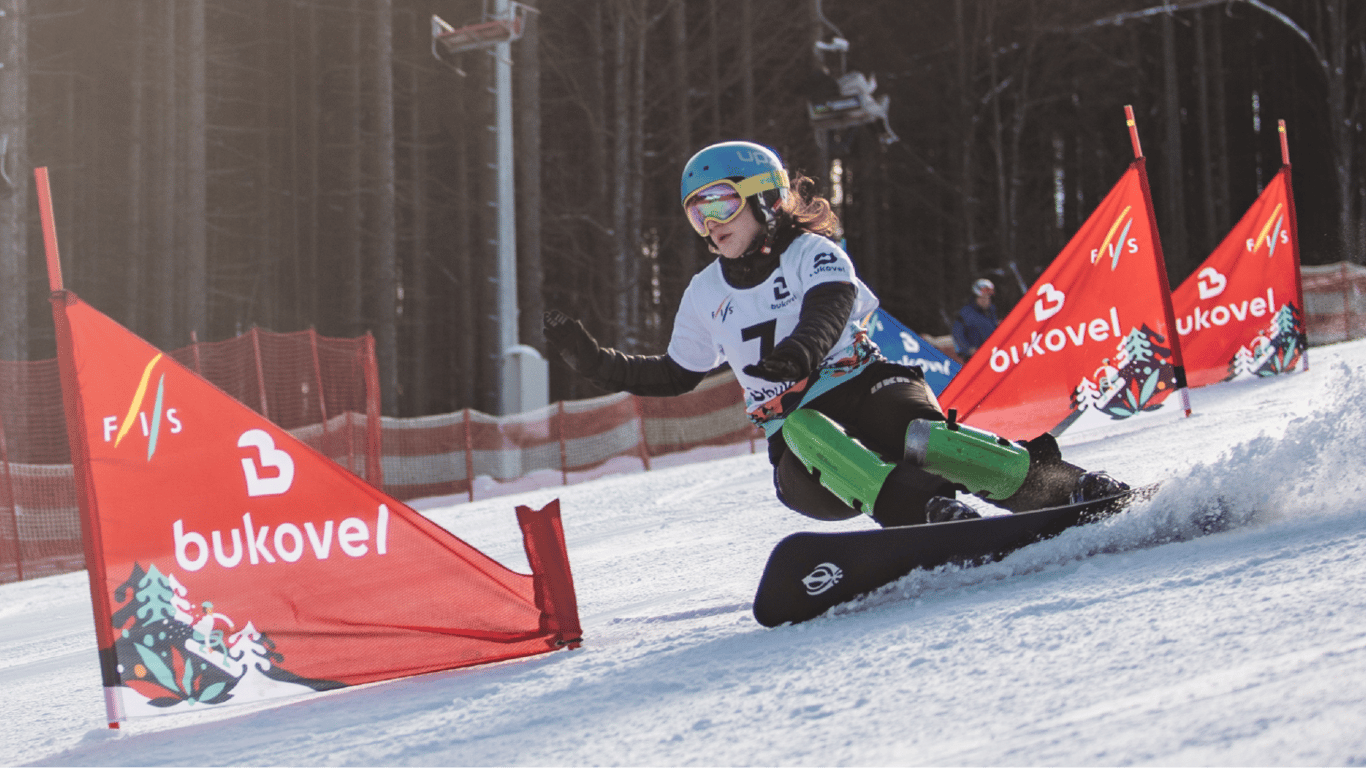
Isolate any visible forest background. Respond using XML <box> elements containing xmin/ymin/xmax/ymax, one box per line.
<box><xmin>0</xmin><ymin>0</ymin><xmax>1361</xmax><ymax>417</ymax></box>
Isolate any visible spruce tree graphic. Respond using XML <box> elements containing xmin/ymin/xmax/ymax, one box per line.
<box><xmin>110</xmin><ymin>564</ymin><xmax>239</xmax><ymax>707</ymax></box>
<box><xmin>1262</xmin><ymin>303</ymin><xmax>1307</xmax><ymax>375</ymax></box>
<box><xmin>1100</xmin><ymin>325</ymin><xmax>1176</xmax><ymax>419</ymax></box>
<box><xmin>1227</xmin><ymin>344</ymin><xmax>1258</xmax><ymax>381</ymax></box>
<box><xmin>1070</xmin><ymin>375</ymin><xmax>1103</xmax><ymax>414</ymax></box>
<box><xmin>228</xmin><ymin>622</ymin><xmax>283</xmax><ymax>674</ymax></box>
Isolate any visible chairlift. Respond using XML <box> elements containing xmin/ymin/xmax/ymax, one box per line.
<box><xmin>807</xmin><ymin>1</ymin><xmax>898</xmax><ymax>145</ymax></box>
<box><xmin>807</xmin><ymin>69</ymin><xmax>896</xmax><ymax>141</ymax></box>
<box><xmin>431</xmin><ymin>2</ymin><xmax>532</xmax><ymax>75</ymax></box>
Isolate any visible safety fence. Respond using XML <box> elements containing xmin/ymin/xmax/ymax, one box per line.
<box><xmin>1301</xmin><ymin>262</ymin><xmax>1366</xmax><ymax>345</ymax></box>
<box><xmin>379</xmin><ymin>371</ymin><xmax>760</xmax><ymax>503</ymax></box>
<box><xmin>0</xmin><ymin>325</ymin><xmax>759</xmax><ymax>583</ymax></box>
<box><xmin>0</xmin><ymin>327</ymin><xmax>381</xmax><ymax>584</ymax></box>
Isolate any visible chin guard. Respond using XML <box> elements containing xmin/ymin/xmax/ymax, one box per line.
<box><xmin>903</xmin><ymin>418</ymin><xmax>1030</xmax><ymax>500</ymax></box>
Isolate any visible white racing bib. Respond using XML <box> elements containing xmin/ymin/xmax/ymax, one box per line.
<box><xmin>667</xmin><ymin>233</ymin><xmax>879</xmax><ymax>421</ymax></box>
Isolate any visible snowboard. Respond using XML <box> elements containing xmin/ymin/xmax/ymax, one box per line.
<box><xmin>752</xmin><ymin>486</ymin><xmax>1156</xmax><ymax>627</ymax></box>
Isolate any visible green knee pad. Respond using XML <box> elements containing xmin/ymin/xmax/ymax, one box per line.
<box><xmin>903</xmin><ymin>419</ymin><xmax>1030</xmax><ymax>500</ymax></box>
<box><xmin>782</xmin><ymin>410</ymin><xmax>894</xmax><ymax>514</ymax></box>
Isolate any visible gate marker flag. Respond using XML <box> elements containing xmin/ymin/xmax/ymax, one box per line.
<box><xmin>36</xmin><ymin>168</ymin><xmax>581</xmax><ymax>729</ymax></box>
<box><xmin>866</xmin><ymin>308</ymin><xmax>961</xmax><ymax>395</ymax></box>
<box><xmin>1171</xmin><ymin>120</ymin><xmax>1308</xmax><ymax>387</ymax></box>
<box><xmin>940</xmin><ymin>107</ymin><xmax>1191</xmax><ymax>440</ymax></box>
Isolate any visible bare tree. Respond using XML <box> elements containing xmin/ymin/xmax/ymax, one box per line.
<box><xmin>339</xmin><ymin>0</ymin><xmax>364</xmax><ymax>338</ymax></box>
<box><xmin>125</xmin><ymin>0</ymin><xmax>147</xmax><ymax>336</ymax></box>
<box><xmin>183</xmin><ymin>0</ymin><xmax>207</xmax><ymax>341</ymax></box>
<box><xmin>0</xmin><ymin>0</ymin><xmax>27</xmax><ymax>361</ymax></box>
<box><xmin>516</xmin><ymin>2</ymin><xmax>544</xmax><ymax>355</ymax></box>
<box><xmin>373</xmin><ymin>0</ymin><xmax>399</xmax><ymax>414</ymax></box>
<box><xmin>1159</xmin><ymin>4</ymin><xmax>1189</xmax><ymax>272</ymax></box>
<box><xmin>151</xmin><ymin>0</ymin><xmax>178</xmax><ymax>350</ymax></box>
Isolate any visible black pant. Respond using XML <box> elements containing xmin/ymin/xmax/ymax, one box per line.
<box><xmin>770</xmin><ymin>361</ymin><xmax>957</xmax><ymax>527</ymax></box>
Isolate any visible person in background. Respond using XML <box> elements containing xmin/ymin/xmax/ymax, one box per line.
<box><xmin>952</xmin><ymin>278</ymin><xmax>999</xmax><ymax>360</ymax></box>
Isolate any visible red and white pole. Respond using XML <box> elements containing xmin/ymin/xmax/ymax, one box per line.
<box><xmin>1124</xmin><ymin>107</ymin><xmax>1192</xmax><ymax>419</ymax></box>
<box><xmin>1125</xmin><ymin>104</ymin><xmax>1143</xmax><ymax>160</ymax></box>
<box><xmin>34</xmin><ymin>167</ymin><xmax>64</xmax><ymax>292</ymax></box>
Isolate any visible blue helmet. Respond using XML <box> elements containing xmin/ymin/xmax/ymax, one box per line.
<box><xmin>680</xmin><ymin>141</ymin><xmax>790</xmax><ymax>226</ymax></box>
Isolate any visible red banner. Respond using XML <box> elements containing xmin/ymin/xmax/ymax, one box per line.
<box><xmin>50</xmin><ymin>292</ymin><xmax>581</xmax><ymax>722</ymax></box>
<box><xmin>1171</xmin><ymin>167</ymin><xmax>1307</xmax><ymax>387</ymax></box>
<box><xmin>941</xmin><ymin>160</ymin><xmax>1188</xmax><ymax>439</ymax></box>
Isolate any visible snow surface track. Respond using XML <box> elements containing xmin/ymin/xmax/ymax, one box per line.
<box><xmin>6</xmin><ymin>341</ymin><xmax>1366</xmax><ymax>766</ymax></box>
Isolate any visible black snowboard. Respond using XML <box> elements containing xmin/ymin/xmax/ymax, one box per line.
<box><xmin>752</xmin><ymin>487</ymin><xmax>1154</xmax><ymax>627</ymax></box>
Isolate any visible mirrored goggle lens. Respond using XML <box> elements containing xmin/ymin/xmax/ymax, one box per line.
<box><xmin>684</xmin><ymin>183</ymin><xmax>745</xmax><ymax>235</ymax></box>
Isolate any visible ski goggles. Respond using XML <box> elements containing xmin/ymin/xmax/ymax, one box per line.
<box><xmin>682</xmin><ymin>170</ymin><xmax>789</xmax><ymax>236</ymax></box>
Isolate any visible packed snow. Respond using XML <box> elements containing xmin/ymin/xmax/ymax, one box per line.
<box><xmin>6</xmin><ymin>339</ymin><xmax>1366</xmax><ymax>766</ymax></box>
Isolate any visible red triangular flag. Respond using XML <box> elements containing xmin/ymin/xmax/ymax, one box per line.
<box><xmin>49</xmin><ymin>291</ymin><xmax>580</xmax><ymax>723</ymax></box>
<box><xmin>941</xmin><ymin>160</ymin><xmax>1189</xmax><ymax>439</ymax></box>
<box><xmin>1171</xmin><ymin>167</ymin><xmax>1307</xmax><ymax>386</ymax></box>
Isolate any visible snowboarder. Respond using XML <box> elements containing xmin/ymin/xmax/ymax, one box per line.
<box><xmin>951</xmin><ymin>278</ymin><xmax>1000</xmax><ymax>360</ymax></box>
<box><xmin>543</xmin><ymin>140</ymin><xmax>1126</xmax><ymax>528</ymax></box>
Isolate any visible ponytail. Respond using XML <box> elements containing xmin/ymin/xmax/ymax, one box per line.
<box><xmin>775</xmin><ymin>173</ymin><xmax>841</xmax><ymax>240</ymax></box>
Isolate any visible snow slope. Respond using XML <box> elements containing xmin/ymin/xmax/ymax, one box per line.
<box><xmin>6</xmin><ymin>340</ymin><xmax>1366</xmax><ymax>766</ymax></box>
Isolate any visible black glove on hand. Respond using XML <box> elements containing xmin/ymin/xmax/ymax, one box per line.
<box><xmin>743</xmin><ymin>344</ymin><xmax>813</xmax><ymax>383</ymax></box>
<box><xmin>543</xmin><ymin>310</ymin><xmax>602</xmax><ymax>376</ymax></box>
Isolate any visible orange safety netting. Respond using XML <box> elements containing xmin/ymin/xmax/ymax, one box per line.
<box><xmin>0</xmin><ymin>358</ymin><xmax>81</xmax><ymax>582</ymax></box>
<box><xmin>1301</xmin><ymin>262</ymin><xmax>1366</xmax><ymax>345</ymax></box>
<box><xmin>380</xmin><ymin>371</ymin><xmax>759</xmax><ymax>502</ymax></box>
<box><xmin>1</xmin><ymin>327</ymin><xmax>380</xmax><ymax>584</ymax></box>
<box><xmin>2</xmin><ymin>325</ymin><xmax>760</xmax><ymax>584</ymax></box>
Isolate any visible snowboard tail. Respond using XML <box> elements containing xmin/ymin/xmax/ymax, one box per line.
<box><xmin>752</xmin><ymin>486</ymin><xmax>1155</xmax><ymax>627</ymax></box>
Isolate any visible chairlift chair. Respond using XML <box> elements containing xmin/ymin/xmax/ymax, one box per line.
<box><xmin>431</xmin><ymin>2</ymin><xmax>531</xmax><ymax>74</ymax></box>
<box><xmin>807</xmin><ymin>18</ymin><xmax>899</xmax><ymax>146</ymax></box>
<box><xmin>432</xmin><ymin>10</ymin><xmax>524</xmax><ymax>55</ymax></box>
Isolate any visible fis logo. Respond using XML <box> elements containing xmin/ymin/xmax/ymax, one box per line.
<box><xmin>103</xmin><ymin>353</ymin><xmax>182</xmax><ymax>461</ymax></box>
<box><xmin>1090</xmin><ymin>206</ymin><xmax>1138</xmax><ymax>271</ymax></box>
<box><xmin>1248</xmin><ymin>204</ymin><xmax>1288</xmax><ymax>257</ymax></box>
<box><xmin>712</xmin><ymin>297</ymin><xmax>735</xmax><ymax>323</ymax></box>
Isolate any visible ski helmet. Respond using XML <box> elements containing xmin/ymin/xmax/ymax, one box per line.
<box><xmin>680</xmin><ymin>141</ymin><xmax>789</xmax><ymax>235</ymax></box>
<box><xmin>973</xmin><ymin>278</ymin><xmax>995</xmax><ymax>297</ymax></box>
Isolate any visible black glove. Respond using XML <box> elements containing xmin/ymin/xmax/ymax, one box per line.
<box><xmin>742</xmin><ymin>344</ymin><xmax>813</xmax><ymax>382</ymax></box>
<box><xmin>543</xmin><ymin>310</ymin><xmax>602</xmax><ymax>376</ymax></box>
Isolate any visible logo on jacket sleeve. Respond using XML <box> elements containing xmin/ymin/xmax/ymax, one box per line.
<box><xmin>809</xmin><ymin>251</ymin><xmax>847</xmax><ymax>278</ymax></box>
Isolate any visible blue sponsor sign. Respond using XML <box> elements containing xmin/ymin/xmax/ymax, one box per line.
<box><xmin>866</xmin><ymin>308</ymin><xmax>960</xmax><ymax>394</ymax></box>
